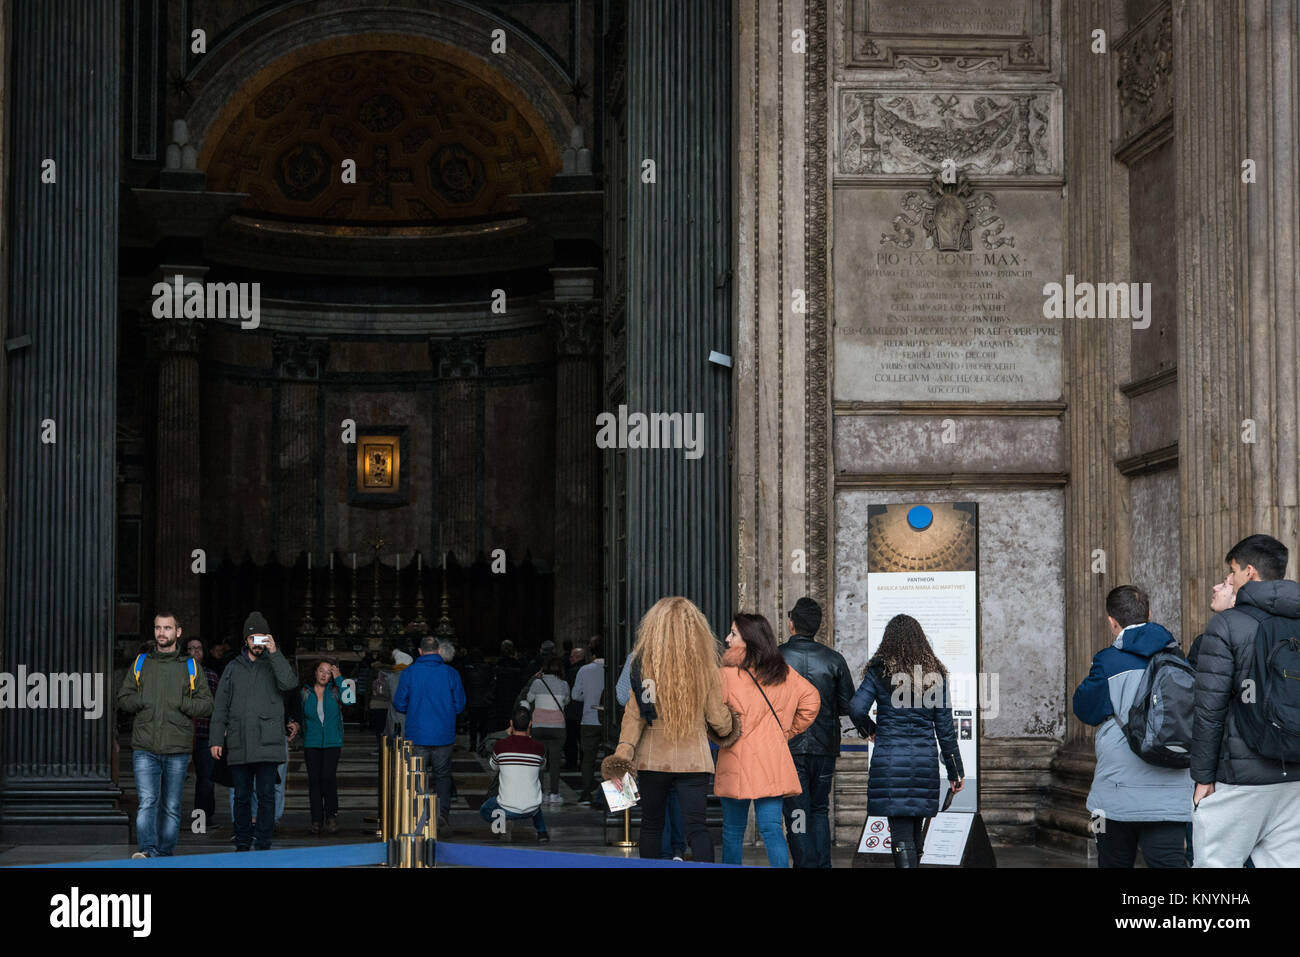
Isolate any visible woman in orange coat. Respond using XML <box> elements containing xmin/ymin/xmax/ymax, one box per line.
<box><xmin>716</xmin><ymin>613</ymin><xmax>821</xmax><ymax>867</ymax></box>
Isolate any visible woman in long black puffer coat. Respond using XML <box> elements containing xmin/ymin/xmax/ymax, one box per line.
<box><xmin>850</xmin><ymin>613</ymin><xmax>964</xmax><ymax>868</ymax></box>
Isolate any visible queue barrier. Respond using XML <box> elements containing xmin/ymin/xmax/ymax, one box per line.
<box><xmin>23</xmin><ymin>734</ymin><xmax>736</xmax><ymax>868</ymax></box>
<box><xmin>23</xmin><ymin>840</ymin><xmax>735</xmax><ymax>868</ymax></box>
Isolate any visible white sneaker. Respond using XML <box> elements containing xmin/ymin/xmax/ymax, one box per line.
<box><xmin>551</xmin><ymin>793</ymin><xmax>564</xmax><ymax>805</ymax></box>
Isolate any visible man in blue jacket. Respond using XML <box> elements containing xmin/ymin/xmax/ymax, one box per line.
<box><xmin>394</xmin><ymin>636</ymin><xmax>466</xmax><ymax>831</ymax></box>
<box><xmin>1073</xmin><ymin>585</ymin><xmax>1192</xmax><ymax>867</ymax></box>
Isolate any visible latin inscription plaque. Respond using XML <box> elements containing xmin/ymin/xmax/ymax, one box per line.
<box><xmin>834</xmin><ymin>179</ymin><xmax>1063</xmax><ymax>403</ymax></box>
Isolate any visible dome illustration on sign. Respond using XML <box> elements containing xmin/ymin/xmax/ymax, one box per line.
<box><xmin>866</xmin><ymin>503</ymin><xmax>977</xmax><ymax>573</ymax></box>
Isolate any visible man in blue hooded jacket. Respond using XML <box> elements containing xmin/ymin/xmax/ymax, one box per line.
<box><xmin>394</xmin><ymin>636</ymin><xmax>466</xmax><ymax>831</ymax></box>
<box><xmin>1073</xmin><ymin>584</ymin><xmax>1192</xmax><ymax>867</ymax></box>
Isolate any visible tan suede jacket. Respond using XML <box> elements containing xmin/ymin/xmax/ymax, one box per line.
<box><xmin>611</xmin><ymin>668</ymin><xmax>735</xmax><ymax>773</ymax></box>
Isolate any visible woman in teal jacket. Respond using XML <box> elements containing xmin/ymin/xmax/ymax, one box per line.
<box><xmin>301</xmin><ymin>660</ymin><xmax>346</xmax><ymax>835</ymax></box>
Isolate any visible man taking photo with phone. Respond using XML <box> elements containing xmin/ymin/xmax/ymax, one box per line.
<box><xmin>209</xmin><ymin>611</ymin><xmax>298</xmax><ymax>851</ymax></box>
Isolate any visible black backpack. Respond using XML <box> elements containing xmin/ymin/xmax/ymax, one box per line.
<box><xmin>1120</xmin><ymin>644</ymin><xmax>1196</xmax><ymax>768</ymax></box>
<box><xmin>1232</xmin><ymin>605</ymin><xmax>1300</xmax><ymax>763</ymax></box>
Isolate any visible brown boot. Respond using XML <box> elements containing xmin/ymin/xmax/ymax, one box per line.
<box><xmin>326</xmin><ymin>816</ymin><xmax>339</xmax><ymax>834</ymax></box>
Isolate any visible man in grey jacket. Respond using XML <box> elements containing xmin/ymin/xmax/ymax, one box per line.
<box><xmin>1072</xmin><ymin>585</ymin><xmax>1192</xmax><ymax>867</ymax></box>
<box><xmin>210</xmin><ymin>611</ymin><xmax>298</xmax><ymax>851</ymax></box>
<box><xmin>1191</xmin><ymin>534</ymin><xmax>1300</xmax><ymax>867</ymax></box>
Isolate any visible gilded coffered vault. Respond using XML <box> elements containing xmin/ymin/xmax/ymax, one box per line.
<box><xmin>202</xmin><ymin>45</ymin><xmax>561</xmax><ymax>225</ymax></box>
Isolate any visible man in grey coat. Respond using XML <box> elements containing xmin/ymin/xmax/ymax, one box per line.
<box><xmin>1191</xmin><ymin>534</ymin><xmax>1300</xmax><ymax>867</ymax></box>
<box><xmin>210</xmin><ymin>611</ymin><xmax>298</xmax><ymax>851</ymax></box>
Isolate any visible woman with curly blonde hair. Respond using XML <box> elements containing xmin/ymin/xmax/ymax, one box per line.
<box><xmin>602</xmin><ymin>596</ymin><xmax>738</xmax><ymax>861</ymax></box>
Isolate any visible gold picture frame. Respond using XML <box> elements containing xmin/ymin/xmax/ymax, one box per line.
<box><xmin>357</xmin><ymin>435</ymin><xmax>400</xmax><ymax>492</ymax></box>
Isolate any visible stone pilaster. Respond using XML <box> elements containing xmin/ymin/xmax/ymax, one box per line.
<box><xmin>734</xmin><ymin>0</ymin><xmax>828</xmax><ymax>630</ymax></box>
<box><xmin>615</xmin><ymin>0</ymin><xmax>734</xmax><ymax>649</ymax></box>
<box><xmin>272</xmin><ymin>335</ymin><xmax>328</xmax><ymax>561</ymax></box>
<box><xmin>0</xmin><ymin>0</ymin><xmax>9</xmax><ymax>682</ymax></box>
<box><xmin>1039</xmin><ymin>0</ymin><xmax>1133</xmax><ymax>854</ymax></box>
<box><xmin>1173</xmin><ymin>1</ymin><xmax>1251</xmax><ymax>634</ymax></box>
<box><xmin>548</xmin><ymin>299</ymin><xmax>603</xmax><ymax>643</ymax></box>
<box><xmin>0</xmin><ymin>0</ymin><xmax>126</xmax><ymax>842</ymax></box>
<box><xmin>432</xmin><ymin>337</ymin><xmax>484</xmax><ymax>563</ymax></box>
<box><xmin>144</xmin><ymin>288</ymin><xmax>206</xmax><ymax>637</ymax></box>
<box><xmin>1062</xmin><ymin>0</ymin><xmax>1132</xmax><ymax>745</ymax></box>
<box><xmin>1242</xmin><ymin>0</ymin><xmax>1300</xmax><ymax>556</ymax></box>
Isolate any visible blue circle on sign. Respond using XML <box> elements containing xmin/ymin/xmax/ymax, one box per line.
<box><xmin>907</xmin><ymin>506</ymin><xmax>934</xmax><ymax>531</ymax></box>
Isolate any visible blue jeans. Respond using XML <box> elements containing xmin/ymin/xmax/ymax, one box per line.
<box><xmin>132</xmin><ymin>750</ymin><xmax>190</xmax><ymax>857</ymax></box>
<box><xmin>783</xmin><ymin>753</ymin><xmax>836</xmax><ymax>868</ymax></box>
<box><xmin>721</xmin><ymin>796</ymin><xmax>789</xmax><ymax>868</ymax></box>
<box><xmin>661</xmin><ymin>787</ymin><xmax>686</xmax><ymax>857</ymax></box>
<box><xmin>478</xmin><ymin>795</ymin><xmax>547</xmax><ymax>834</ymax></box>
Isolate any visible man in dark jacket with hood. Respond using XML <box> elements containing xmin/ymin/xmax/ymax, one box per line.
<box><xmin>779</xmin><ymin>597</ymin><xmax>858</xmax><ymax>868</ymax></box>
<box><xmin>209</xmin><ymin>611</ymin><xmax>298</xmax><ymax>851</ymax></box>
<box><xmin>1191</xmin><ymin>534</ymin><xmax>1300</xmax><ymax>867</ymax></box>
<box><xmin>1073</xmin><ymin>585</ymin><xmax>1192</xmax><ymax>867</ymax></box>
<box><xmin>117</xmin><ymin>610</ymin><xmax>213</xmax><ymax>858</ymax></box>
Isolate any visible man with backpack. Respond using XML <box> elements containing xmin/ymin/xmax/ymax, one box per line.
<box><xmin>1073</xmin><ymin>585</ymin><xmax>1193</xmax><ymax>867</ymax></box>
<box><xmin>1191</xmin><ymin>534</ymin><xmax>1300</xmax><ymax>867</ymax></box>
<box><xmin>116</xmin><ymin>611</ymin><xmax>213</xmax><ymax>858</ymax></box>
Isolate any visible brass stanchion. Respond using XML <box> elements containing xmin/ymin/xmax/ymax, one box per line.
<box><xmin>379</xmin><ymin>736</ymin><xmax>391</xmax><ymax>842</ymax></box>
<box><xmin>391</xmin><ymin>735</ymin><xmax>403</xmax><ymax>821</ymax></box>
<box><xmin>386</xmin><ymin>735</ymin><xmax>405</xmax><ymax>866</ymax></box>
<box><xmin>421</xmin><ymin>791</ymin><xmax>437</xmax><ymax>868</ymax></box>
<box><xmin>395</xmin><ymin>747</ymin><xmax>425</xmax><ymax>868</ymax></box>
<box><xmin>409</xmin><ymin>761</ymin><xmax>424</xmax><ymax>869</ymax></box>
<box><xmin>384</xmin><ymin>738</ymin><xmax>441</xmax><ymax>868</ymax></box>
<box><xmin>613</xmin><ymin>807</ymin><xmax>636</xmax><ymax>848</ymax></box>
<box><xmin>402</xmin><ymin>744</ymin><xmax>415</xmax><ymax>838</ymax></box>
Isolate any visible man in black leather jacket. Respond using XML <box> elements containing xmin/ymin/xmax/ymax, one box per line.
<box><xmin>779</xmin><ymin>597</ymin><xmax>861</xmax><ymax>868</ymax></box>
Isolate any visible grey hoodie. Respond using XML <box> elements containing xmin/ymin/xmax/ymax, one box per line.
<box><xmin>1074</xmin><ymin>621</ymin><xmax>1193</xmax><ymax>823</ymax></box>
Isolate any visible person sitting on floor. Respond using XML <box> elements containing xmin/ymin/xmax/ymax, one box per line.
<box><xmin>479</xmin><ymin>705</ymin><xmax>550</xmax><ymax>843</ymax></box>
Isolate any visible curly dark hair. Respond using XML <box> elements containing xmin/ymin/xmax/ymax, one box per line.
<box><xmin>866</xmin><ymin>614</ymin><xmax>948</xmax><ymax>690</ymax></box>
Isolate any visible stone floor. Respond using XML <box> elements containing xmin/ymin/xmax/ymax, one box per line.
<box><xmin>0</xmin><ymin>727</ymin><xmax>1092</xmax><ymax>868</ymax></box>
<box><xmin>0</xmin><ymin>813</ymin><xmax>1089</xmax><ymax>867</ymax></box>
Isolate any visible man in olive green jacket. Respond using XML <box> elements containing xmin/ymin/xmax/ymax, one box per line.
<box><xmin>116</xmin><ymin>611</ymin><xmax>213</xmax><ymax>858</ymax></box>
<box><xmin>209</xmin><ymin>611</ymin><xmax>298</xmax><ymax>851</ymax></box>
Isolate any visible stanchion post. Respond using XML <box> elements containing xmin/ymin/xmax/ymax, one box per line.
<box><xmin>409</xmin><ymin>763</ymin><xmax>424</xmax><ymax>869</ymax></box>
<box><xmin>387</xmin><ymin>734</ymin><xmax>405</xmax><ymax>866</ymax></box>
<box><xmin>379</xmin><ymin>736</ymin><xmax>391</xmax><ymax>842</ymax></box>
<box><xmin>612</xmin><ymin>807</ymin><xmax>636</xmax><ymax>848</ymax></box>
<box><xmin>390</xmin><ymin>735</ymin><xmax>404</xmax><ymax>853</ymax></box>
<box><xmin>403</xmin><ymin>746</ymin><xmax>415</xmax><ymax>838</ymax></box>
<box><xmin>420</xmin><ymin>791</ymin><xmax>437</xmax><ymax>868</ymax></box>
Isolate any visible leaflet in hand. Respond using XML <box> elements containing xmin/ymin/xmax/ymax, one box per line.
<box><xmin>602</xmin><ymin>773</ymin><xmax>640</xmax><ymax>812</ymax></box>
